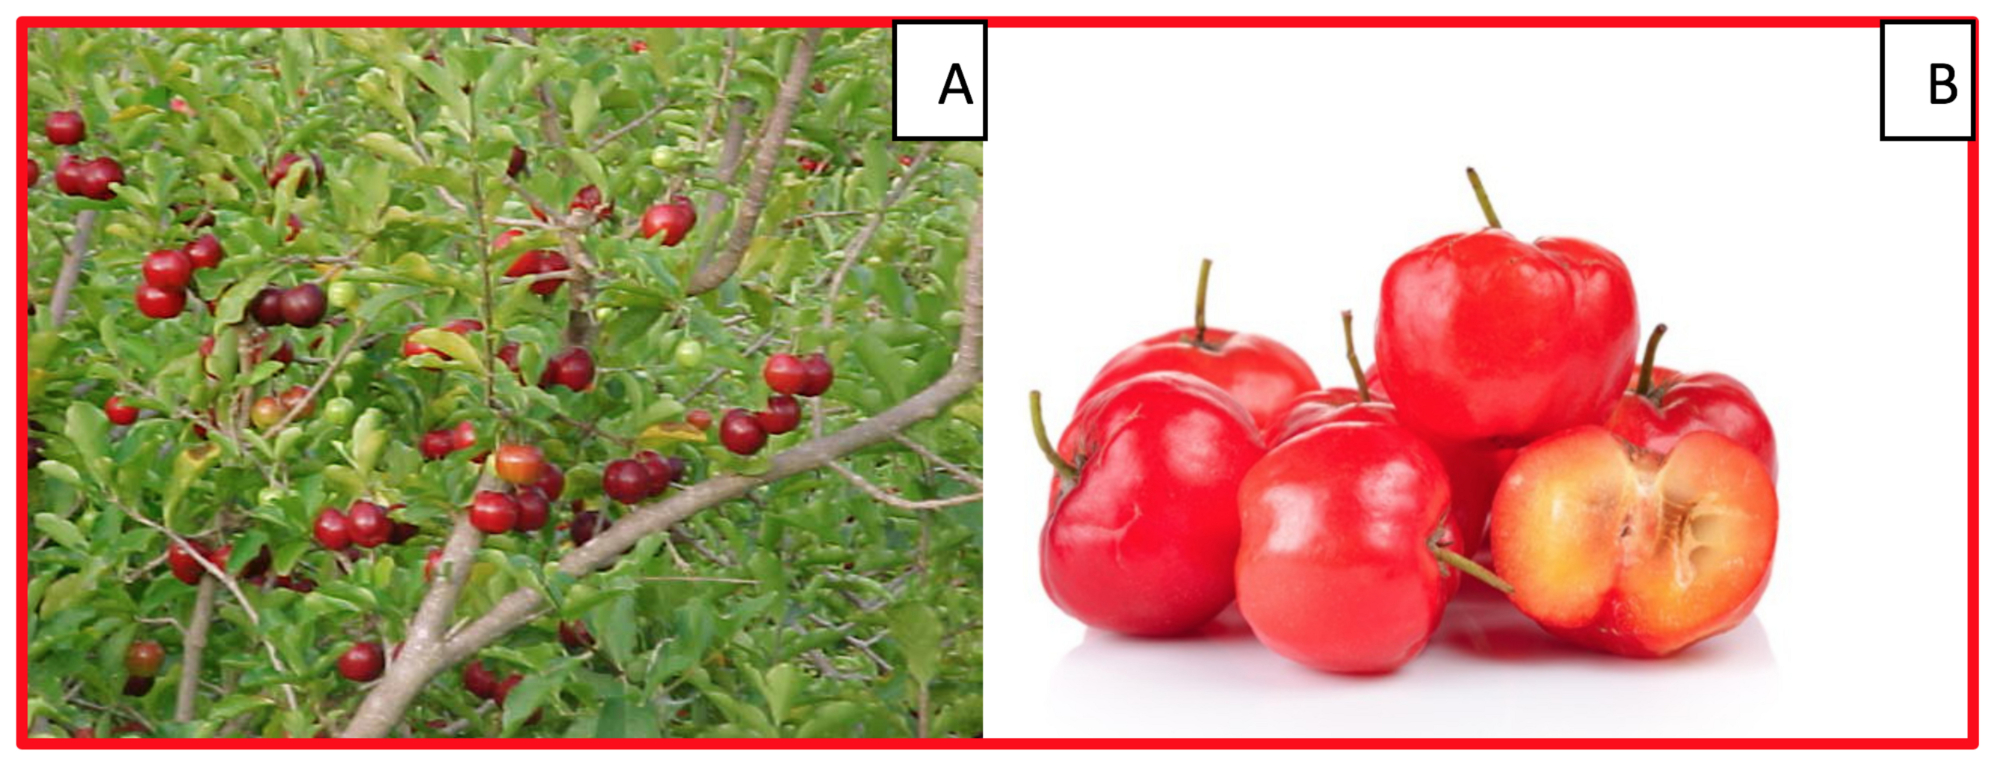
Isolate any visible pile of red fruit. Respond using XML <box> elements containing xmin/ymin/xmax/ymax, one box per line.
<box><xmin>1033</xmin><ymin>169</ymin><xmax>1779</xmax><ymax>672</ymax></box>
<box><xmin>705</xmin><ymin>352</ymin><xmax>834</xmax><ymax>457</ymax></box>
<box><xmin>465</xmin><ymin>443</ymin><xmax>566</xmax><ymax>535</ymax></box>
<box><xmin>603</xmin><ymin>449</ymin><xmax>686</xmax><ymax>505</ymax></box>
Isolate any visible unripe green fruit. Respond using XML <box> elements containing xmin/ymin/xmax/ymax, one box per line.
<box><xmin>650</xmin><ymin>146</ymin><xmax>676</xmax><ymax>169</ymax></box>
<box><xmin>328</xmin><ymin>281</ymin><xmax>358</xmax><ymax>310</ymax></box>
<box><xmin>322</xmin><ymin>396</ymin><xmax>356</xmax><ymax>427</ymax></box>
<box><xmin>674</xmin><ymin>339</ymin><xmax>705</xmax><ymax>368</ymax></box>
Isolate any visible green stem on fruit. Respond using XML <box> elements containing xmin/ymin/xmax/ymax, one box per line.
<box><xmin>1635</xmin><ymin>323</ymin><xmax>1668</xmax><ymax>397</ymax></box>
<box><xmin>1432</xmin><ymin>543</ymin><xmax>1514</xmax><ymax>595</ymax></box>
<box><xmin>1029</xmin><ymin>391</ymin><xmax>1077</xmax><ymax>484</ymax></box>
<box><xmin>1466</xmin><ymin>167</ymin><xmax>1502</xmax><ymax>229</ymax></box>
<box><xmin>1192</xmin><ymin>258</ymin><xmax>1213</xmax><ymax>346</ymax></box>
<box><xmin>1341</xmin><ymin>310</ymin><xmax>1371</xmax><ymax>403</ymax></box>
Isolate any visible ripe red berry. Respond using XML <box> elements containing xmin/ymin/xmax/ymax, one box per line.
<box><xmin>105</xmin><ymin>395</ymin><xmax>139</xmax><ymax>426</ymax></box>
<box><xmin>603</xmin><ymin>459</ymin><xmax>651</xmax><ymax>505</ymax></box>
<box><xmin>687</xmin><ymin>409</ymin><xmax>713</xmax><ymax>430</ymax></box>
<box><xmin>505</xmin><ymin>249</ymin><xmax>544</xmax><ymax>280</ymax></box>
<box><xmin>506</xmin><ymin>146</ymin><xmax>529</xmax><ymax>179</ymax></box>
<box><xmin>24</xmin><ymin>157</ymin><xmax>39</xmax><ymax>188</ymax></box>
<box><xmin>167</xmin><ymin>540</ymin><xmax>208</xmax><ymax>585</ymax></box>
<box><xmin>798</xmin><ymin>353</ymin><xmax>834</xmax><ymax>397</ymax></box>
<box><xmin>313</xmin><ymin>507</ymin><xmax>352</xmax><ymax>550</ymax></box>
<box><xmin>250</xmin><ymin>287</ymin><xmax>288</xmax><ymax>326</ymax></box>
<box><xmin>513</xmin><ymin>488</ymin><xmax>551</xmax><ymax>532</ymax></box>
<box><xmin>493</xmin><ymin>444</ymin><xmax>545</xmax><ymax>485</ymax></box>
<box><xmin>280</xmin><ymin>284</ymin><xmax>327</xmax><ymax>327</ymax></box>
<box><xmin>530</xmin><ymin>251</ymin><xmax>569</xmax><ymax>296</ymax></box>
<box><xmin>540</xmin><ymin>347</ymin><xmax>595</xmax><ymax>392</ymax></box>
<box><xmin>463</xmin><ymin>659</ymin><xmax>500</xmax><ymax>699</ymax></box>
<box><xmin>569</xmin><ymin>184</ymin><xmax>611</xmax><ymax>223</ymax></box>
<box><xmin>756</xmin><ymin>394</ymin><xmax>801</xmax><ymax>435</ymax></box>
<box><xmin>424</xmin><ymin>548</ymin><xmax>443</xmax><ymax>581</ymax></box>
<box><xmin>78</xmin><ymin>157</ymin><xmax>124</xmax><ymax>200</ymax></box>
<box><xmin>278</xmin><ymin>384</ymin><xmax>314</xmax><ymax>418</ymax></box>
<box><xmin>45</xmin><ymin>110</ymin><xmax>85</xmax><ymax>145</ymax></box>
<box><xmin>639</xmin><ymin>196</ymin><xmax>697</xmax><ymax>246</ymax></box>
<box><xmin>452</xmin><ymin>420</ymin><xmax>478</xmax><ymax>451</ymax></box>
<box><xmin>267</xmin><ymin>152</ymin><xmax>321</xmax><ymax>191</ymax></box>
<box><xmin>635</xmin><ymin>450</ymin><xmax>675</xmax><ymax>496</ymax></box>
<box><xmin>558</xmin><ymin>619</ymin><xmax>595</xmax><ymax>652</ymax></box>
<box><xmin>54</xmin><ymin>155</ymin><xmax>86</xmax><ymax>195</ymax></box>
<box><xmin>441</xmin><ymin>318</ymin><xmax>484</xmax><ymax>335</ymax></box>
<box><xmin>347</xmin><ymin>500</ymin><xmax>391</xmax><ymax>549</ymax></box>
<box><xmin>142</xmin><ymin>249</ymin><xmax>194</xmax><ymax>290</ymax></box>
<box><xmin>184</xmin><ymin>233</ymin><xmax>225</xmax><ymax>269</ymax></box>
<box><xmin>337</xmin><ymin>642</ymin><xmax>384</xmax><ymax>682</ymax></box>
<box><xmin>534</xmin><ymin>462</ymin><xmax>565</xmax><ymax>502</ymax></box>
<box><xmin>763</xmin><ymin>353</ymin><xmax>806</xmax><ymax>395</ymax></box>
<box><xmin>720</xmin><ymin>409</ymin><xmax>768</xmax><ymax>455</ymax></box>
<box><xmin>123</xmin><ymin>675</ymin><xmax>155</xmax><ymax>697</ymax></box>
<box><xmin>389</xmin><ymin>519</ymin><xmax>419</xmax><ymax>545</ymax></box>
<box><xmin>124</xmin><ymin>639</ymin><xmax>165</xmax><ymax>677</ymax></box>
<box><xmin>135</xmin><ymin>284</ymin><xmax>185</xmax><ymax>319</ymax></box>
<box><xmin>420</xmin><ymin>429</ymin><xmax>455</xmax><ymax>460</ymax></box>
<box><xmin>469</xmin><ymin>490</ymin><xmax>519</xmax><ymax>534</ymax></box>
<box><xmin>569</xmin><ymin>509</ymin><xmax>601</xmax><ymax>547</ymax></box>
<box><xmin>497</xmin><ymin>342</ymin><xmax>523</xmax><ymax>375</ymax></box>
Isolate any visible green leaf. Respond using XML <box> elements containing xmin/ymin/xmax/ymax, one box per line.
<box><xmin>570</xmin><ymin>79</ymin><xmax>601</xmax><ymax>141</ymax></box>
<box><xmin>355</xmin><ymin>132</ymin><xmax>424</xmax><ymax>167</ymax></box>
<box><xmin>889</xmin><ymin>603</ymin><xmax>942</xmax><ymax>684</ymax></box>
<box><xmin>32</xmin><ymin>514</ymin><xmax>87</xmax><ymax>551</ymax></box>
<box><xmin>62</xmin><ymin>402</ymin><xmax>111</xmax><ymax>488</ymax></box>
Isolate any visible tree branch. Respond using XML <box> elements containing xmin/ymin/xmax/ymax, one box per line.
<box><xmin>339</xmin><ymin>197</ymin><xmax>980</xmax><ymax>739</ymax></box>
<box><xmin>687</xmin><ymin>29</ymin><xmax>824</xmax><ymax>296</ymax></box>
<box><xmin>173</xmin><ymin>576</ymin><xmax>216</xmax><ymax>722</ymax></box>
<box><xmin>46</xmin><ymin>210</ymin><xmax>98</xmax><ymax>327</ymax></box>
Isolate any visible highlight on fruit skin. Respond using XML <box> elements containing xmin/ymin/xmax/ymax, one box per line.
<box><xmin>1488</xmin><ymin>426</ymin><xmax>1778</xmax><ymax>658</ymax></box>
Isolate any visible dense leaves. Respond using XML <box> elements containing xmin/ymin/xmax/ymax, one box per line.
<box><xmin>25</xmin><ymin>27</ymin><xmax>981</xmax><ymax>739</ymax></box>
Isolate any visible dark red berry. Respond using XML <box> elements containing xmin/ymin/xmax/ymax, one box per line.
<box><xmin>125</xmin><ymin>639</ymin><xmax>165</xmax><ymax>677</ymax></box>
<box><xmin>506</xmin><ymin>146</ymin><xmax>528</xmax><ymax>179</ymax></box>
<box><xmin>185</xmin><ymin>233</ymin><xmax>225</xmax><ymax>269</ymax></box>
<box><xmin>558</xmin><ymin>619</ymin><xmax>595</xmax><ymax>652</ymax></box>
<box><xmin>122</xmin><ymin>675</ymin><xmax>155</xmax><ymax>697</ymax></box>
<box><xmin>603</xmin><ymin>459</ymin><xmax>651</xmax><ymax>505</ymax></box>
<box><xmin>756</xmin><ymin>394</ymin><xmax>801</xmax><ymax>435</ymax></box>
<box><xmin>798</xmin><ymin>353</ymin><xmax>834</xmax><ymax>397</ymax></box>
<box><xmin>420</xmin><ymin>429</ymin><xmax>455</xmax><ymax>460</ymax></box>
<box><xmin>635</xmin><ymin>450</ymin><xmax>674</xmax><ymax>496</ymax></box>
<box><xmin>347</xmin><ymin>500</ymin><xmax>391</xmax><ymax>549</ymax></box>
<box><xmin>79</xmin><ymin>157</ymin><xmax>124</xmax><ymax>200</ymax></box>
<box><xmin>569</xmin><ymin>510</ymin><xmax>601</xmax><ymax>547</ymax></box>
<box><xmin>135</xmin><ymin>284</ymin><xmax>186</xmax><ymax>319</ymax></box>
<box><xmin>45</xmin><ymin>110</ymin><xmax>85</xmax><ymax>145</ymax></box>
<box><xmin>251</xmin><ymin>286</ymin><xmax>288</xmax><ymax>326</ymax></box>
<box><xmin>469</xmin><ymin>490</ymin><xmax>518</xmax><ymax>534</ymax></box>
<box><xmin>280</xmin><ymin>284</ymin><xmax>327</xmax><ymax>327</ymax></box>
<box><xmin>534</xmin><ymin>462</ymin><xmax>565</xmax><ymax>502</ymax></box>
<box><xmin>763</xmin><ymin>353</ymin><xmax>806</xmax><ymax>395</ymax></box>
<box><xmin>539</xmin><ymin>347</ymin><xmax>595</xmax><ymax>392</ymax></box>
<box><xmin>142</xmin><ymin>249</ymin><xmax>194</xmax><ymax>290</ymax></box>
<box><xmin>462</xmin><ymin>659</ymin><xmax>499</xmax><ymax>699</ymax></box>
<box><xmin>337</xmin><ymin>642</ymin><xmax>384</xmax><ymax>682</ymax></box>
<box><xmin>720</xmin><ymin>409</ymin><xmax>767</xmax><ymax>456</ymax></box>
<box><xmin>513</xmin><ymin>488</ymin><xmax>551</xmax><ymax>532</ymax></box>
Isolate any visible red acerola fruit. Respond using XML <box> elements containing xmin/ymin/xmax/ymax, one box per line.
<box><xmin>389</xmin><ymin>520</ymin><xmax>419</xmax><ymax>546</ymax></box>
<box><xmin>420</xmin><ymin>429</ymin><xmax>455</xmax><ymax>460</ymax></box>
<box><xmin>797</xmin><ymin>353</ymin><xmax>835</xmax><ymax>397</ymax></box>
<box><xmin>513</xmin><ymin>488</ymin><xmax>551</xmax><ymax>532</ymax></box>
<box><xmin>54</xmin><ymin>155</ymin><xmax>86</xmax><ymax>195</ymax></box>
<box><xmin>123</xmin><ymin>675</ymin><xmax>155</xmax><ymax>697</ymax></box>
<box><xmin>135</xmin><ymin>284</ymin><xmax>186</xmax><ymax>319</ymax></box>
<box><xmin>686</xmin><ymin>409</ymin><xmax>713</xmax><ymax>431</ymax></box>
<box><xmin>569</xmin><ymin>184</ymin><xmax>611</xmax><ymax>223</ymax></box>
<box><xmin>462</xmin><ymin>659</ymin><xmax>499</xmax><ymax>699</ymax></box>
<box><xmin>347</xmin><ymin>500</ymin><xmax>391</xmax><ymax>549</ymax></box>
<box><xmin>493</xmin><ymin>444</ymin><xmax>546</xmax><ymax>485</ymax></box>
<box><xmin>267</xmin><ymin>152</ymin><xmax>321</xmax><ymax>191</ymax></box>
<box><xmin>539</xmin><ymin>347</ymin><xmax>596</xmax><ymax>392</ymax></box>
<box><xmin>506</xmin><ymin>146</ymin><xmax>529</xmax><ymax>179</ymax></box>
<box><xmin>530</xmin><ymin>251</ymin><xmax>568</xmax><ymax>296</ymax></box>
<box><xmin>756</xmin><ymin>395</ymin><xmax>801</xmax><ymax>435</ymax></box>
<box><xmin>337</xmin><ymin>642</ymin><xmax>384</xmax><ymax>682</ymax></box>
<box><xmin>720</xmin><ymin>409</ymin><xmax>767</xmax><ymax>456</ymax></box>
<box><xmin>45</xmin><ymin>110</ymin><xmax>85</xmax><ymax>145</ymax></box>
<box><xmin>558</xmin><ymin>619</ymin><xmax>595</xmax><ymax>652</ymax></box>
<box><xmin>167</xmin><ymin>540</ymin><xmax>209</xmax><ymax>585</ymax></box>
<box><xmin>635</xmin><ymin>450</ymin><xmax>677</xmax><ymax>496</ymax></box>
<box><xmin>603</xmin><ymin>459</ymin><xmax>652</xmax><ymax>505</ymax></box>
<box><xmin>142</xmin><ymin>249</ymin><xmax>194</xmax><ymax>290</ymax></box>
<box><xmin>250</xmin><ymin>287</ymin><xmax>288</xmax><ymax>326</ymax></box>
<box><xmin>313</xmin><ymin>507</ymin><xmax>352</xmax><ymax>550</ymax></box>
<box><xmin>469</xmin><ymin>490</ymin><xmax>519</xmax><ymax>534</ymax></box>
<box><xmin>79</xmin><ymin>157</ymin><xmax>125</xmax><ymax>200</ymax></box>
<box><xmin>25</xmin><ymin>157</ymin><xmax>38</xmax><ymax>188</ymax></box>
<box><xmin>569</xmin><ymin>509</ymin><xmax>601</xmax><ymax>548</ymax></box>
<box><xmin>124</xmin><ymin>639</ymin><xmax>165</xmax><ymax>677</ymax></box>
<box><xmin>105</xmin><ymin>395</ymin><xmax>139</xmax><ymax>426</ymax></box>
<box><xmin>184</xmin><ymin>233</ymin><xmax>225</xmax><ymax>269</ymax></box>
<box><xmin>533</xmin><ymin>461</ymin><xmax>565</xmax><ymax>502</ymax></box>
<box><xmin>452</xmin><ymin>420</ymin><xmax>478</xmax><ymax>451</ymax></box>
<box><xmin>280</xmin><ymin>284</ymin><xmax>327</xmax><ymax>328</ymax></box>
<box><xmin>639</xmin><ymin>196</ymin><xmax>697</xmax><ymax>246</ymax></box>
<box><xmin>763</xmin><ymin>353</ymin><xmax>806</xmax><ymax>395</ymax></box>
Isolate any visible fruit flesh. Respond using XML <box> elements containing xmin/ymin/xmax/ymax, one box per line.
<box><xmin>1490</xmin><ymin>427</ymin><xmax>1777</xmax><ymax>657</ymax></box>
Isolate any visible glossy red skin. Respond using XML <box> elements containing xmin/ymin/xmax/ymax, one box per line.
<box><xmin>45</xmin><ymin>110</ymin><xmax>85</xmax><ymax>145</ymax></box>
<box><xmin>1077</xmin><ymin>327</ymin><xmax>1318</xmax><ymax>432</ymax></box>
<box><xmin>534</xmin><ymin>462</ymin><xmax>566</xmax><ymax>501</ymax></box>
<box><xmin>797</xmin><ymin>353</ymin><xmax>834</xmax><ymax>397</ymax></box>
<box><xmin>513</xmin><ymin>488</ymin><xmax>552</xmax><ymax>532</ymax></box>
<box><xmin>1375</xmin><ymin>230</ymin><xmax>1639</xmax><ymax>445</ymax></box>
<box><xmin>250</xmin><ymin>287</ymin><xmax>287</xmax><ymax>326</ymax></box>
<box><xmin>1262</xmin><ymin>388</ymin><xmax>1383</xmax><ymax>446</ymax></box>
<box><xmin>185</xmin><ymin>234</ymin><xmax>225</xmax><ymax>269</ymax></box>
<box><xmin>337</xmin><ymin>642</ymin><xmax>384</xmax><ymax>682</ymax></box>
<box><xmin>135</xmin><ymin>284</ymin><xmax>186</xmax><ymax>319</ymax></box>
<box><xmin>720</xmin><ymin>409</ymin><xmax>768</xmax><ymax>455</ymax></box>
<box><xmin>168</xmin><ymin>541</ymin><xmax>209</xmax><ymax>584</ymax></box>
<box><xmin>347</xmin><ymin>501</ymin><xmax>391</xmax><ymax>548</ymax></box>
<box><xmin>640</xmin><ymin>197</ymin><xmax>697</xmax><ymax>246</ymax></box>
<box><xmin>313</xmin><ymin>508</ymin><xmax>352</xmax><ymax>550</ymax></box>
<box><xmin>493</xmin><ymin>445</ymin><xmax>545</xmax><ymax>485</ymax></box>
<box><xmin>462</xmin><ymin>660</ymin><xmax>500</xmax><ymax>699</ymax></box>
<box><xmin>79</xmin><ymin>157</ymin><xmax>124</xmax><ymax>200</ymax></box>
<box><xmin>1043</xmin><ymin>372</ymin><xmax>1264</xmax><ymax>636</ymax></box>
<box><xmin>757</xmin><ymin>395</ymin><xmax>802</xmax><ymax>435</ymax></box>
<box><xmin>507</xmin><ymin>146</ymin><xmax>528</xmax><ymax>178</ymax></box>
<box><xmin>469</xmin><ymin>490</ymin><xmax>520</xmax><ymax>534</ymax></box>
<box><xmin>764</xmin><ymin>354</ymin><xmax>806</xmax><ymax>394</ymax></box>
<box><xmin>530</xmin><ymin>251</ymin><xmax>569</xmax><ymax>295</ymax></box>
<box><xmin>603</xmin><ymin>459</ymin><xmax>652</xmax><ymax>504</ymax></box>
<box><xmin>570</xmin><ymin>184</ymin><xmax>612</xmax><ymax>223</ymax></box>
<box><xmin>540</xmin><ymin>348</ymin><xmax>596</xmax><ymax>392</ymax></box>
<box><xmin>569</xmin><ymin>509</ymin><xmax>601</xmax><ymax>547</ymax></box>
<box><xmin>142</xmin><ymin>250</ymin><xmax>194</xmax><ymax>290</ymax></box>
<box><xmin>452</xmin><ymin>420</ymin><xmax>479</xmax><ymax>451</ymax></box>
<box><xmin>1608</xmin><ymin>365</ymin><xmax>1777</xmax><ymax>479</ymax></box>
<box><xmin>280</xmin><ymin>284</ymin><xmax>327</xmax><ymax>327</ymax></box>
<box><xmin>125</xmin><ymin>640</ymin><xmax>165</xmax><ymax>677</ymax></box>
<box><xmin>686</xmin><ymin>410</ymin><xmax>713</xmax><ymax>431</ymax></box>
<box><xmin>1237</xmin><ymin>422</ymin><xmax>1461</xmax><ymax>673</ymax></box>
<box><xmin>635</xmin><ymin>450</ymin><xmax>676</xmax><ymax>495</ymax></box>
<box><xmin>54</xmin><ymin>156</ymin><xmax>85</xmax><ymax>195</ymax></box>
<box><xmin>441</xmin><ymin>318</ymin><xmax>484</xmax><ymax>335</ymax></box>
<box><xmin>105</xmin><ymin>396</ymin><xmax>139</xmax><ymax>426</ymax></box>
<box><xmin>559</xmin><ymin>620</ymin><xmax>595</xmax><ymax>651</ymax></box>
<box><xmin>420</xmin><ymin>430</ymin><xmax>455</xmax><ymax>460</ymax></box>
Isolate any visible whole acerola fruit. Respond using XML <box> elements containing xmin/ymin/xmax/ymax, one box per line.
<box><xmin>280</xmin><ymin>284</ymin><xmax>327</xmax><ymax>328</ymax></box>
<box><xmin>105</xmin><ymin>395</ymin><xmax>139</xmax><ymax>426</ymax></box>
<box><xmin>313</xmin><ymin>507</ymin><xmax>352</xmax><ymax>550</ymax></box>
<box><xmin>603</xmin><ymin>459</ymin><xmax>652</xmax><ymax>505</ymax></box>
<box><xmin>513</xmin><ymin>488</ymin><xmax>552</xmax><ymax>532</ymax></box>
<box><xmin>534</xmin><ymin>462</ymin><xmax>566</xmax><ymax>502</ymax></box>
<box><xmin>45</xmin><ymin>110</ymin><xmax>85</xmax><ymax>145</ymax></box>
<box><xmin>124</xmin><ymin>639</ymin><xmax>165</xmax><ymax>678</ymax></box>
<box><xmin>797</xmin><ymin>353</ymin><xmax>835</xmax><ymax>397</ymax></box>
<box><xmin>142</xmin><ymin>249</ymin><xmax>194</xmax><ymax>290</ymax></box>
<box><xmin>469</xmin><ymin>490</ymin><xmax>519</xmax><ymax>534</ymax></box>
<box><xmin>757</xmin><ymin>395</ymin><xmax>801</xmax><ymax>435</ymax></box>
<box><xmin>763</xmin><ymin>353</ymin><xmax>806</xmax><ymax>395</ymax></box>
<box><xmin>135</xmin><ymin>284</ymin><xmax>186</xmax><ymax>319</ymax></box>
<box><xmin>540</xmin><ymin>347</ymin><xmax>596</xmax><ymax>392</ymax></box>
<box><xmin>167</xmin><ymin>541</ymin><xmax>209</xmax><ymax>585</ymax></box>
<box><xmin>337</xmin><ymin>642</ymin><xmax>384</xmax><ymax>682</ymax></box>
<box><xmin>462</xmin><ymin>659</ymin><xmax>499</xmax><ymax>699</ymax></box>
<box><xmin>250</xmin><ymin>396</ymin><xmax>286</xmax><ymax>429</ymax></box>
<box><xmin>493</xmin><ymin>444</ymin><xmax>546</xmax><ymax>485</ymax></box>
<box><xmin>250</xmin><ymin>287</ymin><xmax>288</xmax><ymax>326</ymax></box>
<box><xmin>420</xmin><ymin>429</ymin><xmax>455</xmax><ymax>460</ymax></box>
<box><xmin>347</xmin><ymin>500</ymin><xmax>391</xmax><ymax>548</ymax></box>
<box><xmin>721</xmin><ymin>409</ymin><xmax>768</xmax><ymax>455</ymax></box>
<box><xmin>185</xmin><ymin>233</ymin><xmax>225</xmax><ymax>269</ymax></box>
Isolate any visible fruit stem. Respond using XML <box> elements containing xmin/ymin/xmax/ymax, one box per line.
<box><xmin>1636</xmin><ymin>323</ymin><xmax>1668</xmax><ymax>396</ymax></box>
<box><xmin>1341</xmin><ymin>310</ymin><xmax>1371</xmax><ymax>403</ymax></box>
<box><xmin>1192</xmin><ymin>258</ymin><xmax>1213</xmax><ymax>346</ymax></box>
<box><xmin>1466</xmin><ymin>167</ymin><xmax>1502</xmax><ymax>229</ymax></box>
<box><xmin>1029</xmin><ymin>391</ymin><xmax>1077</xmax><ymax>483</ymax></box>
<box><xmin>1432</xmin><ymin>543</ymin><xmax>1514</xmax><ymax>595</ymax></box>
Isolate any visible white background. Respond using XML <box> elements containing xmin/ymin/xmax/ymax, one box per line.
<box><xmin>985</xmin><ymin>26</ymin><xmax>1973</xmax><ymax>739</ymax></box>
<box><xmin>6</xmin><ymin>1</ymin><xmax>1999</xmax><ymax>767</ymax></box>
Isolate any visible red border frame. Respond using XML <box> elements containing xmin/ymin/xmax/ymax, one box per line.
<box><xmin>15</xmin><ymin>15</ymin><xmax>1979</xmax><ymax>749</ymax></box>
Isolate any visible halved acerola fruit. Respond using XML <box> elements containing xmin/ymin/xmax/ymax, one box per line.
<box><xmin>1489</xmin><ymin>426</ymin><xmax>1777</xmax><ymax>657</ymax></box>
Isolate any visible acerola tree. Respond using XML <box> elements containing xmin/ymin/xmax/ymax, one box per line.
<box><xmin>24</xmin><ymin>26</ymin><xmax>983</xmax><ymax>739</ymax></box>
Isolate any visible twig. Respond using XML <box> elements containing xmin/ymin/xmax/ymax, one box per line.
<box><xmin>893</xmin><ymin>435</ymin><xmax>982</xmax><ymax>490</ymax></box>
<box><xmin>260</xmin><ymin>319</ymin><xmax>370</xmax><ymax>441</ymax></box>
<box><xmin>828</xmin><ymin>462</ymin><xmax>982</xmax><ymax>511</ymax></box>
<box><xmin>588</xmin><ymin>98</ymin><xmax>676</xmax><ymax>153</ymax></box>
<box><xmin>633</xmin><ymin>575</ymin><xmax>759</xmax><ymax>585</ymax></box>
<box><xmin>687</xmin><ymin>29</ymin><xmax>824</xmax><ymax>296</ymax></box>
<box><xmin>174</xmin><ymin>577</ymin><xmax>216</xmax><ymax>722</ymax></box>
<box><xmin>46</xmin><ymin>210</ymin><xmax>98</xmax><ymax>327</ymax></box>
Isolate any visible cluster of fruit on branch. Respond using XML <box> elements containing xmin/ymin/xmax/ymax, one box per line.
<box><xmin>33</xmin><ymin>110</ymin><xmax>125</xmax><ymax>201</ymax></box>
<box><xmin>1035</xmin><ymin>169</ymin><xmax>1779</xmax><ymax>673</ymax></box>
